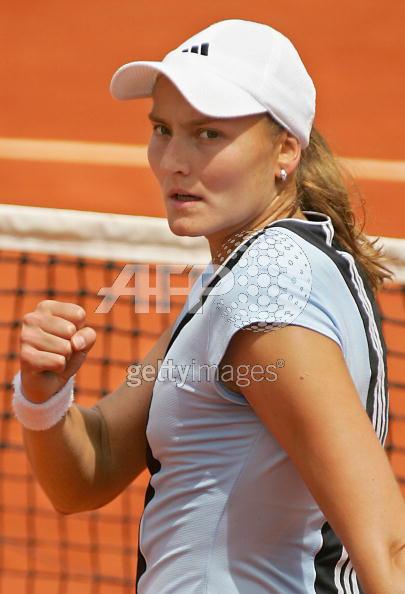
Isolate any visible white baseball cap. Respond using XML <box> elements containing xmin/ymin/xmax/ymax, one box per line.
<box><xmin>110</xmin><ymin>19</ymin><xmax>316</xmax><ymax>148</ymax></box>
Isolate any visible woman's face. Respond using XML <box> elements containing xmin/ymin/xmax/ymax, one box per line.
<box><xmin>147</xmin><ymin>75</ymin><xmax>286</xmax><ymax>249</ymax></box>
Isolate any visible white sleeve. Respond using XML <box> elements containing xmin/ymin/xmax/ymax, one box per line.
<box><xmin>207</xmin><ymin>227</ymin><xmax>345</xmax><ymax>369</ymax></box>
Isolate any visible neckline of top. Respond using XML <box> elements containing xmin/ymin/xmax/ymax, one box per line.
<box><xmin>203</xmin><ymin>211</ymin><xmax>335</xmax><ymax>282</ymax></box>
<box><xmin>264</xmin><ymin>210</ymin><xmax>332</xmax><ymax>228</ymax></box>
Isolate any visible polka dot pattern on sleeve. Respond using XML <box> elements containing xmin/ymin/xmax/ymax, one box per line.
<box><xmin>211</xmin><ymin>228</ymin><xmax>312</xmax><ymax>333</ymax></box>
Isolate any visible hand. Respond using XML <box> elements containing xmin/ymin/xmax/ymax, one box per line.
<box><xmin>19</xmin><ymin>300</ymin><xmax>97</xmax><ymax>403</ymax></box>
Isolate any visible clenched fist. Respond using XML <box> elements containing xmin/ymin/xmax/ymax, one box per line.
<box><xmin>19</xmin><ymin>300</ymin><xmax>97</xmax><ymax>403</ymax></box>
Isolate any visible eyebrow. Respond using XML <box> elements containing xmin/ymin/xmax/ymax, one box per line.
<box><xmin>148</xmin><ymin>112</ymin><xmax>222</xmax><ymax>127</ymax></box>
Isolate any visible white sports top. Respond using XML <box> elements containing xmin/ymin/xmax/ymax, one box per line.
<box><xmin>136</xmin><ymin>211</ymin><xmax>388</xmax><ymax>594</ymax></box>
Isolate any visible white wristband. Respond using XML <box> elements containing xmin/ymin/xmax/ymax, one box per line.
<box><xmin>12</xmin><ymin>371</ymin><xmax>75</xmax><ymax>431</ymax></box>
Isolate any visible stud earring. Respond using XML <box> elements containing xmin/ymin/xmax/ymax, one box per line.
<box><xmin>279</xmin><ymin>169</ymin><xmax>288</xmax><ymax>182</ymax></box>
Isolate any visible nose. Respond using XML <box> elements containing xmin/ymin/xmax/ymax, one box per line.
<box><xmin>159</xmin><ymin>136</ymin><xmax>191</xmax><ymax>176</ymax></box>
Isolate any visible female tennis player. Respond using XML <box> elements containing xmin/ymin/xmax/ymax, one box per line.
<box><xmin>13</xmin><ymin>19</ymin><xmax>405</xmax><ymax>594</ymax></box>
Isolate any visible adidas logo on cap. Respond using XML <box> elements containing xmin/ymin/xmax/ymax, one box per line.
<box><xmin>181</xmin><ymin>43</ymin><xmax>209</xmax><ymax>56</ymax></box>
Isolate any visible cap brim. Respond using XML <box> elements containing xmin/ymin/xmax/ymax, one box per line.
<box><xmin>110</xmin><ymin>59</ymin><xmax>267</xmax><ymax>119</ymax></box>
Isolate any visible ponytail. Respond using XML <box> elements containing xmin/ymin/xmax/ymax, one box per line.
<box><xmin>285</xmin><ymin>125</ymin><xmax>394</xmax><ymax>292</ymax></box>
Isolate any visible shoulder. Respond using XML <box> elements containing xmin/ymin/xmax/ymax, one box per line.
<box><xmin>210</xmin><ymin>225</ymin><xmax>343</xmax><ymax>332</ymax></box>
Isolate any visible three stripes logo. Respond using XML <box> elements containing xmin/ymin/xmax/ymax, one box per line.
<box><xmin>181</xmin><ymin>43</ymin><xmax>209</xmax><ymax>56</ymax></box>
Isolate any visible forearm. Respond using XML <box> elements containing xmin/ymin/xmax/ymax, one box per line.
<box><xmin>348</xmin><ymin>538</ymin><xmax>405</xmax><ymax>594</ymax></box>
<box><xmin>22</xmin><ymin>403</ymin><xmax>110</xmax><ymax>514</ymax></box>
<box><xmin>391</xmin><ymin>545</ymin><xmax>405</xmax><ymax>594</ymax></box>
<box><xmin>337</xmin><ymin>467</ymin><xmax>405</xmax><ymax>594</ymax></box>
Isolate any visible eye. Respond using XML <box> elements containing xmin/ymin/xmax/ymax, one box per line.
<box><xmin>199</xmin><ymin>129</ymin><xmax>220</xmax><ymax>140</ymax></box>
<box><xmin>152</xmin><ymin>124</ymin><xmax>170</xmax><ymax>136</ymax></box>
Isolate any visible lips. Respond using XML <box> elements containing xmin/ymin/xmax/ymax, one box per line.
<box><xmin>172</xmin><ymin>194</ymin><xmax>202</xmax><ymax>202</ymax></box>
<box><xmin>168</xmin><ymin>189</ymin><xmax>203</xmax><ymax>202</ymax></box>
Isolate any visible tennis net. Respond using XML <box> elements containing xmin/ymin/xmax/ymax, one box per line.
<box><xmin>0</xmin><ymin>204</ymin><xmax>404</xmax><ymax>594</ymax></box>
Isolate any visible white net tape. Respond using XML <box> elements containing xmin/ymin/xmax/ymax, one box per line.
<box><xmin>0</xmin><ymin>204</ymin><xmax>403</xmax><ymax>281</ymax></box>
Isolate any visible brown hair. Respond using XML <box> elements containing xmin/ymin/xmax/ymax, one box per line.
<box><xmin>276</xmin><ymin>122</ymin><xmax>394</xmax><ymax>293</ymax></box>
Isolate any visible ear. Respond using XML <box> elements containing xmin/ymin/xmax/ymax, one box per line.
<box><xmin>276</xmin><ymin>131</ymin><xmax>301</xmax><ymax>179</ymax></box>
